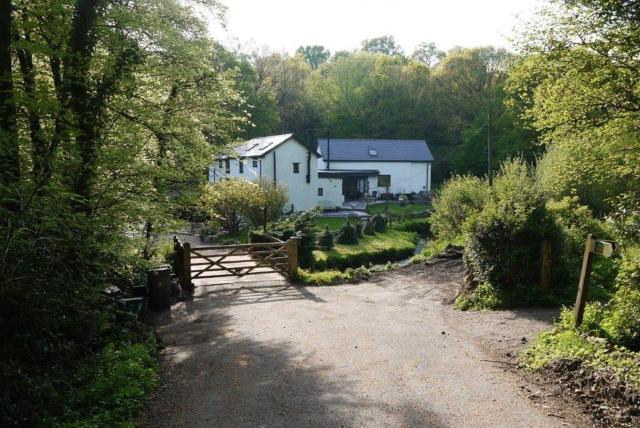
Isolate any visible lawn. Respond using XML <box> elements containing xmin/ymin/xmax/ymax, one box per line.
<box><xmin>315</xmin><ymin>216</ymin><xmax>350</xmax><ymax>231</ymax></box>
<box><xmin>313</xmin><ymin>229</ymin><xmax>417</xmax><ymax>270</ymax></box>
<box><xmin>367</xmin><ymin>202</ymin><xmax>431</xmax><ymax>217</ymax></box>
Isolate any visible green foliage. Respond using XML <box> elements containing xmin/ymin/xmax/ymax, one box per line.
<box><xmin>430</xmin><ymin>175</ymin><xmax>490</xmax><ymax>241</ymax></box>
<box><xmin>366</xmin><ymin>202</ymin><xmax>430</xmax><ymax>216</ymax></box>
<box><xmin>524</xmin><ymin>248</ymin><xmax>640</xmax><ymax>390</ymax></box>
<box><xmin>508</xmin><ymin>1</ymin><xmax>640</xmax><ymax>215</ymax></box>
<box><xmin>364</xmin><ymin>220</ymin><xmax>376</xmax><ymax>235</ymax></box>
<box><xmin>318</xmin><ymin>227</ymin><xmax>335</xmax><ymax>250</ymax></box>
<box><xmin>410</xmin><ymin>237</ymin><xmax>457</xmax><ymax>263</ymax></box>
<box><xmin>313</xmin><ymin>230</ymin><xmax>416</xmax><ymax>270</ymax></box>
<box><xmin>523</xmin><ymin>326</ymin><xmax>640</xmax><ymax>390</ymax></box>
<box><xmin>371</xmin><ymin>214</ymin><xmax>387</xmax><ymax>233</ymax></box>
<box><xmin>199</xmin><ymin>178</ymin><xmax>287</xmax><ymax>234</ymax></box>
<box><xmin>0</xmin><ymin>1</ymin><xmax>246</xmax><ymax>424</ymax></box>
<box><xmin>600</xmin><ymin>248</ymin><xmax>640</xmax><ymax>351</ymax></box>
<box><xmin>57</xmin><ymin>339</ymin><xmax>159</xmax><ymax>426</ymax></box>
<box><xmin>546</xmin><ymin>197</ymin><xmax>615</xmax><ymax>290</ymax></box>
<box><xmin>361</xmin><ymin>35</ymin><xmax>404</xmax><ymax>56</ymax></box>
<box><xmin>297</xmin><ymin>45</ymin><xmax>331</xmax><ymax>68</ymax></box>
<box><xmin>392</xmin><ymin>218</ymin><xmax>431</xmax><ymax>238</ymax></box>
<box><xmin>464</xmin><ymin>159</ymin><xmax>559</xmax><ymax>291</ymax></box>
<box><xmin>354</xmin><ymin>221</ymin><xmax>364</xmax><ymax>238</ymax></box>
<box><xmin>608</xmin><ymin>191</ymin><xmax>640</xmax><ymax>246</ymax></box>
<box><xmin>269</xmin><ymin>208</ymin><xmax>319</xmax><ymax>268</ymax></box>
<box><xmin>294</xmin><ymin>264</ymin><xmax>395</xmax><ymax>285</ymax></box>
<box><xmin>335</xmin><ymin>221</ymin><xmax>359</xmax><ymax>245</ymax></box>
<box><xmin>455</xmin><ymin>281</ymin><xmax>559</xmax><ymax>311</ymax></box>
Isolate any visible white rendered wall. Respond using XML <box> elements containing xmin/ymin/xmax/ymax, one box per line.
<box><xmin>317</xmin><ymin>177</ymin><xmax>344</xmax><ymax>208</ymax></box>
<box><xmin>323</xmin><ymin>161</ymin><xmax>431</xmax><ymax>194</ymax></box>
<box><xmin>269</xmin><ymin>140</ymin><xmax>318</xmax><ymax>211</ymax></box>
<box><xmin>208</xmin><ymin>139</ymin><xmax>318</xmax><ymax>211</ymax></box>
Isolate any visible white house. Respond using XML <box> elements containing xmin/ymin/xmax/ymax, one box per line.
<box><xmin>208</xmin><ymin>133</ymin><xmax>320</xmax><ymax>211</ymax></box>
<box><xmin>316</xmin><ymin>138</ymin><xmax>433</xmax><ymax>208</ymax></box>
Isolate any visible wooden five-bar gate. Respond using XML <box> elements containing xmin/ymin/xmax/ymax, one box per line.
<box><xmin>173</xmin><ymin>236</ymin><xmax>299</xmax><ymax>291</ymax></box>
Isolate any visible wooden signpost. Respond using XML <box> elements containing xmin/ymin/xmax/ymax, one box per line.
<box><xmin>574</xmin><ymin>234</ymin><xmax>617</xmax><ymax>326</ymax></box>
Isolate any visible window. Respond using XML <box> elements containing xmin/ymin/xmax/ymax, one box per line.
<box><xmin>318</xmin><ymin>188</ymin><xmax>323</xmax><ymax>196</ymax></box>
<box><xmin>378</xmin><ymin>175</ymin><xmax>390</xmax><ymax>187</ymax></box>
<box><xmin>239</xmin><ymin>160</ymin><xmax>244</xmax><ymax>174</ymax></box>
<box><xmin>368</xmin><ymin>149</ymin><xmax>377</xmax><ymax>156</ymax></box>
<box><xmin>252</xmin><ymin>159</ymin><xmax>258</xmax><ymax>167</ymax></box>
<box><xmin>293</xmin><ymin>162</ymin><xmax>300</xmax><ymax>173</ymax></box>
<box><xmin>225</xmin><ymin>159</ymin><xmax>230</xmax><ymax>174</ymax></box>
<box><xmin>218</xmin><ymin>159</ymin><xmax>223</xmax><ymax>168</ymax></box>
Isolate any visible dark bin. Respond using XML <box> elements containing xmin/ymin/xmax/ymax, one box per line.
<box><xmin>148</xmin><ymin>267</ymin><xmax>171</xmax><ymax>311</ymax></box>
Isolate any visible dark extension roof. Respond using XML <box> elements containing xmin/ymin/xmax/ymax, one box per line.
<box><xmin>318</xmin><ymin>169</ymin><xmax>379</xmax><ymax>178</ymax></box>
<box><xmin>317</xmin><ymin>138</ymin><xmax>433</xmax><ymax>162</ymax></box>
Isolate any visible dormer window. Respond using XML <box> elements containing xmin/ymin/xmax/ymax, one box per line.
<box><xmin>368</xmin><ymin>149</ymin><xmax>377</xmax><ymax>156</ymax></box>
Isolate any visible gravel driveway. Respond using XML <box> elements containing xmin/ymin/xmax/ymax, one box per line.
<box><xmin>144</xmin><ymin>259</ymin><xmax>588</xmax><ymax>427</ymax></box>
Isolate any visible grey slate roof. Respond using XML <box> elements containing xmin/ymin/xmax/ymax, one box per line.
<box><xmin>317</xmin><ymin>138</ymin><xmax>433</xmax><ymax>162</ymax></box>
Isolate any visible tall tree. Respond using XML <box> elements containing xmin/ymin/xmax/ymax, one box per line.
<box><xmin>411</xmin><ymin>42</ymin><xmax>445</xmax><ymax>67</ymax></box>
<box><xmin>296</xmin><ymin>45</ymin><xmax>330</xmax><ymax>68</ymax></box>
<box><xmin>361</xmin><ymin>35</ymin><xmax>404</xmax><ymax>56</ymax></box>
<box><xmin>508</xmin><ymin>0</ymin><xmax>640</xmax><ymax>212</ymax></box>
<box><xmin>0</xmin><ymin>0</ymin><xmax>19</xmax><ymax>186</ymax></box>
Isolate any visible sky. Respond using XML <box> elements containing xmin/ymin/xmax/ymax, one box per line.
<box><xmin>207</xmin><ymin>0</ymin><xmax>545</xmax><ymax>55</ymax></box>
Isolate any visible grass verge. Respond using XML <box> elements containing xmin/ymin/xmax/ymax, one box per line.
<box><xmin>295</xmin><ymin>263</ymin><xmax>396</xmax><ymax>285</ymax></box>
<box><xmin>313</xmin><ymin>229</ymin><xmax>416</xmax><ymax>270</ymax></box>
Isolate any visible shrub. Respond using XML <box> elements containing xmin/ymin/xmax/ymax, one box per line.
<box><xmin>318</xmin><ymin>227</ymin><xmax>335</xmax><ymax>249</ymax></box>
<box><xmin>364</xmin><ymin>220</ymin><xmax>376</xmax><ymax>235</ymax></box>
<box><xmin>601</xmin><ymin>248</ymin><xmax>640</xmax><ymax>351</ymax></box>
<box><xmin>430</xmin><ymin>175</ymin><xmax>490</xmax><ymax>241</ymax></box>
<box><xmin>336</xmin><ymin>220</ymin><xmax>359</xmax><ymax>245</ymax></box>
<box><xmin>355</xmin><ymin>221</ymin><xmax>364</xmax><ymax>238</ymax></box>
<box><xmin>393</xmin><ymin>218</ymin><xmax>431</xmax><ymax>238</ymax></box>
<box><xmin>546</xmin><ymin>197</ymin><xmax>615</xmax><ymax>290</ymax></box>
<box><xmin>199</xmin><ymin>178</ymin><xmax>288</xmax><ymax>234</ymax></box>
<box><xmin>464</xmin><ymin>159</ymin><xmax>560</xmax><ymax>292</ymax></box>
<box><xmin>58</xmin><ymin>340</ymin><xmax>159</xmax><ymax>426</ymax></box>
<box><xmin>371</xmin><ymin>214</ymin><xmax>386</xmax><ymax>232</ymax></box>
<box><xmin>266</xmin><ymin>208</ymin><xmax>320</xmax><ymax>268</ymax></box>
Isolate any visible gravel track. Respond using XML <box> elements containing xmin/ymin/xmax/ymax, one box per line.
<box><xmin>143</xmin><ymin>259</ymin><xmax>590</xmax><ymax>427</ymax></box>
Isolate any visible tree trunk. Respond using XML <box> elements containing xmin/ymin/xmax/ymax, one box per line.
<box><xmin>0</xmin><ymin>0</ymin><xmax>20</xmax><ymax>187</ymax></box>
<box><xmin>15</xmin><ymin>30</ymin><xmax>49</xmax><ymax>183</ymax></box>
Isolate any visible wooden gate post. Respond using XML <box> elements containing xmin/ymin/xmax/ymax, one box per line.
<box><xmin>182</xmin><ymin>241</ymin><xmax>193</xmax><ymax>293</ymax></box>
<box><xmin>574</xmin><ymin>234</ymin><xmax>595</xmax><ymax>326</ymax></box>
<box><xmin>173</xmin><ymin>236</ymin><xmax>182</xmax><ymax>279</ymax></box>
<box><xmin>539</xmin><ymin>240</ymin><xmax>552</xmax><ymax>290</ymax></box>
<box><xmin>287</xmin><ymin>236</ymin><xmax>299</xmax><ymax>278</ymax></box>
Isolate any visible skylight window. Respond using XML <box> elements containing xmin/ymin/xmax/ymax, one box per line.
<box><xmin>260</xmin><ymin>142</ymin><xmax>273</xmax><ymax>150</ymax></box>
<box><xmin>368</xmin><ymin>149</ymin><xmax>377</xmax><ymax>156</ymax></box>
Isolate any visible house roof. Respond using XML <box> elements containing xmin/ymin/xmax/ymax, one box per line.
<box><xmin>318</xmin><ymin>169</ymin><xmax>379</xmax><ymax>178</ymax></box>
<box><xmin>317</xmin><ymin>138</ymin><xmax>433</xmax><ymax>162</ymax></box>
<box><xmin>220</xmin><ymin>133</ymin><xmax>320</xmax><ymax>158</ymax></box>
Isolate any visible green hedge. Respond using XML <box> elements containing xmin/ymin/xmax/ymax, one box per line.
<box><xmin>393</xmin><ymin>218</ymin><xmax>431</xmax><ymax>238</ymax></box>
